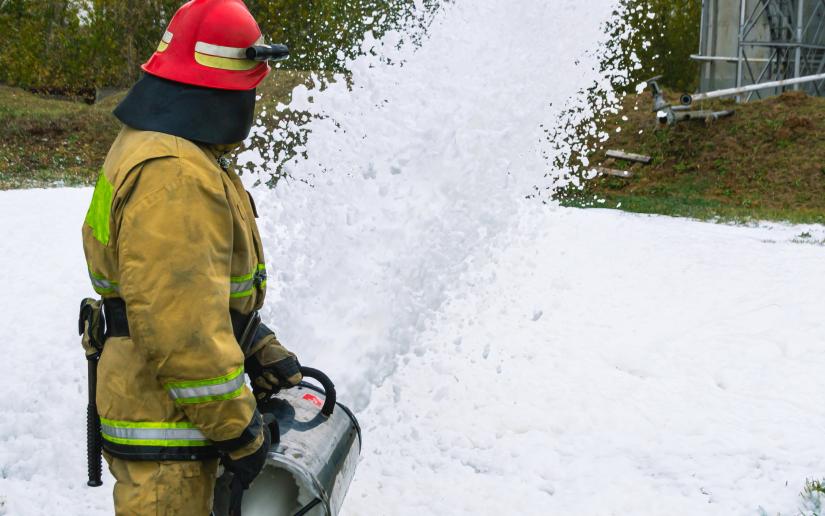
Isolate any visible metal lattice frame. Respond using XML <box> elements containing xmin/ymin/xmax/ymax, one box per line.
<box><xmin>737</xmin><ymin>0</ymin><xmax>825</xmax><ymax>99</ymax></box>
<box><xmin>696</xmin><ymin>0</ymin><xmax>825</xmax><ymax>101</ymax></box>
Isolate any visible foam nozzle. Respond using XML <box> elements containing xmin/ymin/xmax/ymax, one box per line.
<box><xmin>246</xmin><ymin>44</ymin><xmax>290</xmax><ymax>62</ymax></box>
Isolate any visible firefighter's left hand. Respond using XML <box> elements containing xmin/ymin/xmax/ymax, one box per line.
<box><xmin>246</xmin><ymin>334</ymin><xmax>302</xmax><ymax>399</ymax></box>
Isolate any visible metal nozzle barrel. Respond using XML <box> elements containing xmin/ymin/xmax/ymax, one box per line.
<box><xmin>245</xmin><ymin>44</ymin><xmax>290</xmax><ymax>62</ymax></box>
<box><xmin>213</xmin><ymin>366</ymin><xmax>360</xmax><ymax>516</ymax></box>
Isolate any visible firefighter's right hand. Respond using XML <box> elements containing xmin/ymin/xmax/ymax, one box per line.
<box><xmin>222</xmin><ymin>423</ymin><xmax>271</xmax><ymax>489</ymax></box>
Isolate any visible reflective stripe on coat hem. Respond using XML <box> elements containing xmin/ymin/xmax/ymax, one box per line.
<box><xmin>99</xmin><ymin>417</ymin><xmax>211</xmax><ymax>447</ymax></box>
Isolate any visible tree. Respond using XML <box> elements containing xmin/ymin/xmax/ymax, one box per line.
<box><xmin>624</xmin><ymin>0</ymin><xmax>702</xmax><ymax>92</ymax></box>
<box><xmin>0</xmin><ymin>0</ymin><xmax>86</xmax><ymax>94</ymax></box>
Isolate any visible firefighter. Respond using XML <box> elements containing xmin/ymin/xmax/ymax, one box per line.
<box><xmin>80</xmin><ymin>1</ymin><xmax>300</xmax><ymax>513</ymax></box>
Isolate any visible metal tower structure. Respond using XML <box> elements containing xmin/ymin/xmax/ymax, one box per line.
<box><xmin>694</xmin><ymin>0</ymin><xmax>825</xmax><ymax>101</ymax></box>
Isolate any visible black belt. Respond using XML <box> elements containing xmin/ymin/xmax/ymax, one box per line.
<box><xmin>102</xmin><ymin>298</ymin><xmax>130</xmax><ymax>337</ymax></box>
<box><xmin>102</xmin><ymin>298</ymin><xmax>258</xmax><ymax>347</ymax></box>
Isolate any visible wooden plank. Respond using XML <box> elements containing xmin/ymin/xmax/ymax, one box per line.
<box><xmin>606</xmin><ymin>149</ymin><xmax>652</xmax><ymax>164</ymax></box>
<box><xmin>594</xmin><ymin>166</ymin><xmax>633</xmax><ymax>179</ymax></box>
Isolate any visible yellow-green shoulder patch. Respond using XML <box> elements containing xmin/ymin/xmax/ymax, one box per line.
<box><xmin>85</xmin><ymin>172</ymin><xmax>114</xmax><ymax>245</ymax></box>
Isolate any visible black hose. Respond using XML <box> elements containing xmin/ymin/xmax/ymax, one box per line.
<box><xmin>227</xmin><ymin>476</ymin><xmax>245</xmax><ymax>516</ymax></box>
<box><xmin>299</xmin><ymin>367</ymin><xmax>336</xmax><ymax>417</ymax></box>
<box><xmin>293</xmin><ymin>498</ymin><xmax>322</xmax><ymax>516</ymax></box>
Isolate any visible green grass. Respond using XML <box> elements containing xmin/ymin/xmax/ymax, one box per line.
<box><xmin>799</xmin><ymin>479</ymin><xmax>825</xmax><ymax>515</ymax></box>
<box><xmin>563</xmin><ymin>191</ymin><xmax>825</xmax><ymax>225</ymax></box>
<box><xmin>760</xmin><ymin>478</ymin><xmax>825</xmax><ymax>516</ymax></box>
<box><xmin>0</xmin><ymin>71</ymin><xmax>314</xmax><ymax>190</ymax></box>
<box><xmin>0</xmin><ymin>85</ymin><xmax>121</xmax><ymax>188</ymax></box>
<box><xmin>570</xmin><ymin>90</ymin><xmax>825</xmax><ymax>225</ymax></box>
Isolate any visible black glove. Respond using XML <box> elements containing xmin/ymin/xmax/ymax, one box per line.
<box><xmin>222</xmin><ymin>423</ymin><xmax>271</xmax><ymax>489</ymax></box>
<box><xmin>245</xmin><ymin>324</ymin><xmax>302</xmax><ymax>400</ymax></box>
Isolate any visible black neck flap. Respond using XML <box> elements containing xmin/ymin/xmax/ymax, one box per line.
<box><xmin>113</xmin><ymin>74</ymin><xmax>257</xmax><ymax>145</ymax></box>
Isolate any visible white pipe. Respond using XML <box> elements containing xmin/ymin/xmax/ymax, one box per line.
<box><xmin>686</xmin><ymin>71</ymin><xmax>825</xmax><ymax>103</ymax></box>
<box><xmin>691</xmin><ymin>54</ymin><xmax>771</xmax><ymax>63</ymax></box>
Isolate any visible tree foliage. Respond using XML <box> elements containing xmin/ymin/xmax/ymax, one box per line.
<box><xmin>622</xmin><ymin>0</ymin><xmax>703</xmax><ymax>92</ymax></box>
<box><xmin>0</xmin><ymin>1</ymin><xmax>85</xmax><ymax>94</ymax></box>
<box><xmin>0</xmin><ymin>0</ymin><xmax>699</xmax><ymax>95</ymax></box>
<box><xmin>0</xmin><ymin>0</ymin><xmax>436</xmax><ymax>97</ymax></box>
<box><xmin>246</xmin><ymin>0</ymin><xmax>436</xmax><ymax>72</ymax></box>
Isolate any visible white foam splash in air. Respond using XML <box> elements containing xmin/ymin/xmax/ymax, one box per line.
<box><xmin>244</xmin><ymin>0</ymin><xmax>620</xmax><ymax>410</ymax></box>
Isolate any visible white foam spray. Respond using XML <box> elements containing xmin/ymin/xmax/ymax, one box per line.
<box><xmin>243</xmin><ymin>0</ymin><xmax>621</xmax><ymax>410</ymax></box>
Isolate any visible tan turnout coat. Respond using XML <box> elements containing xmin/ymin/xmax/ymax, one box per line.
<box><xmin>82</xmin><ymin>127</ymin><xmax>266</xmax><ymax>460</ymax></box>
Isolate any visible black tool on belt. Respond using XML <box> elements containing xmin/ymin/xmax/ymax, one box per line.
<box><xmin>78</xmin><ymin>299</ymin><xmax>105</xmax><ymax>488</ymax></box>
<box><xmin>78</xmin><ymin>297</ymin><xmax>264</xmax><ymax>490</ymax></box>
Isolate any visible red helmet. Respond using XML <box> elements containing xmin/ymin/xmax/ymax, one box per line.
<box><xmin>142</xmin><ymin>0</ymin><xmax>270</xmax><ymax>91</ymax></box>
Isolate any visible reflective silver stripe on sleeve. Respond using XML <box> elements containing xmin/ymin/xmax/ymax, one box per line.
<box><xmin>162</xmin><ymin>31</ymin><xmax>173</xmax><ymax>44</ymax></box>
<box><xmin>230</xmin><ymin>279</ymin><xmax>255</xmax><ymax>294</ymax></box>
<box><xmin>167</xmin><ymin>373</ymin><xmax>246</xmax><ymax>401</ymax></box>
<box><xmin>88</xmin><ymin>270</ymin><xmax>119</xmax><ymax>293</ymax></box>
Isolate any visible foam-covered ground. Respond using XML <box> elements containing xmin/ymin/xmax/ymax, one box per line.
<box><xmin>344</xmin><ymin>207</ymin><xmax>825</xmax><ymax>515</ymax></box>
<box><xmin>1</xmin><ymin>189</ymin><xmax>824</xmax><ymax>515</ymax></box>
<box><xmin>3</xmin><ymin>0</ymin><xmax>825</xmax><ymax>514</ymax></box>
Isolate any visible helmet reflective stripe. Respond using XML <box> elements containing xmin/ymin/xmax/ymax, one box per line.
<box><xmin>193</xmin><ymin>37</ymin><xmax>264</xmax><ymax>71</ymax></box>
<box><xmin>165</xmin><ymin>366</ymin><xmax>246</xmax><ymax>405</ymax></box>
<box><xmin>157</xmin><ymin>31</ymin><xmax>173</xmax><ymax>53</ymax></box>
<box><xmin>100</xmin><ymin>417</ymin><xmax>211</xmax><ymax>447</ymax></box>
<box><xmin>195</xmin><ymin>41</ymin><xmax>246</xmax><ymax>60</ymax></box>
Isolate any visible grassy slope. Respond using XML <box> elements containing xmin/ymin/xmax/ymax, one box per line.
<box><xmin>0</xmin><ymin>71</ymin><xmax>310</xmax><ymax>189</ymax></box>
<box><xmin>568</xmin><ymin>90</ymin><xmax>825</xmax><ymax>224</ymax></box>
<box><xmin>0</xmin><ymin>86</ymin><xmax>121</xmax><ymax>188</ymax></box>
<box><xmin>3</xmin><ymin>82</ymin><xmax>825</xmax><ymax>225</ymax></box>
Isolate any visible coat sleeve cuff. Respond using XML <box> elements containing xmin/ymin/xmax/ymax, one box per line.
<box><xmin>245</xmin><ymin>322</ymin><xmax>278</xmax><ymax>358</ymax></box>
<box><xmin>213</xmin><ymin>409</ymin><xmax>263</xmax><ymax>456</ymax></box>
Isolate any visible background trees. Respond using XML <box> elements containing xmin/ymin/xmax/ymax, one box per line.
<box><xmin>0</xmin><ymin>0</ymin><xmax>435</xmax><ymax>97</ymax></box>
<box><xmin>0</xmin><ymin>1</ymin><xmax>85</xmax><ymax>94</ymax></box>
<box><xmin>625</xmin><ymin>0</ymin><xmax>703</xmax><ymax>92</ymax></box>
<box><xmin>0</xmin><ymin>0</ymin><xmax>701</xmax><ymax>97</ymax></box>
